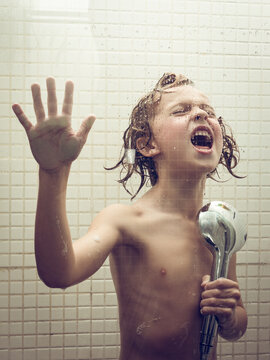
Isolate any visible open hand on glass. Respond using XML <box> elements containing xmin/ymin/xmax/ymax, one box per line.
<box><xmin>12</xmin><ymin>77</ymin><xmax>96</xmax><ymax>172</ymax></box>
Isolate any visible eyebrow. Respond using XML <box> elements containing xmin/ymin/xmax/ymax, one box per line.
<box><xmin>200</xmin><ymin>104</ymin><xmax>216</xmax><ymax>113</ymax></box>
<box><xmin>170</xmin><ymin>102</ymin><xmax>216</xmax><ymax>113</ymax></box>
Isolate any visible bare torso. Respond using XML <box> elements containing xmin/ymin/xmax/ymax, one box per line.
<box><xmin>110</xmin><ymin>203</ymin><xmax>217</xmax><ymax>360</ymax></box>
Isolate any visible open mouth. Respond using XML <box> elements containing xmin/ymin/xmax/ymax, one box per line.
<box><xmin>191</xmin><ymin>128</ymin><xmax>213</xmax><ymax>149</ymax></box>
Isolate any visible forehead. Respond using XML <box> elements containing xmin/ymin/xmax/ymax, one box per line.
<box><xmin>157</xmin><ymin>85</ymin><xmax>211</xmax><ymax>109</ymax></box>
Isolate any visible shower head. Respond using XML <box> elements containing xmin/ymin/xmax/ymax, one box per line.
<box><xmin>198</xmin><ymin>201</ymin><xmax>247</xmax><ymax>279</ymax></box>
<box><xmin>198</xmin><ymin>201</ymin><xmax>247</xmax><ymax>360</ymax></box>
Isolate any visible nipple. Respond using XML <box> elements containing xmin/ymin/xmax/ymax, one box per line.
<box><xmin>160</xmin><ymin>268</ymin><xmax>167</xmax><ymax>276</ymax></box>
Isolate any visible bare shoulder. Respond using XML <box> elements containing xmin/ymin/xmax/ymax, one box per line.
<box><xmin>95</xmin><ymin>202</ymin><xmax>139</xmax><ymax>222</ymax></box>
<box><xmin>90</xmin><ymin>202</ymin><xmax>141</xmax><ymax>235</ymax></box>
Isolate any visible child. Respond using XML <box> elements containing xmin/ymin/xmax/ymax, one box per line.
<box><xmin>12</xmin><ymin>73</ymin><xmax>247</xmax><ymax>360</ymax></box>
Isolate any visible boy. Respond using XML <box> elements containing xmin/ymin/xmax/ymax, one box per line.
<box><xmin>12</xmin><ymin>73</ymin><xmax>247</xmax><ymax>360</ymax></box>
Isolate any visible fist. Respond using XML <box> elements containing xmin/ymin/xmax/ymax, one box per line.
<box><xmin>200</xmin><ymin>275</ymin><xmax>241</xmax><ymax>326</ymax></box>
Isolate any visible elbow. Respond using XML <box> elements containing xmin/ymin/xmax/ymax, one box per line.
<box><xmin>41</xmin><ymin>277</ymin><xmax>68</xmax><ymax>290</ymax></box>
<box><xmin>37</xmin><ymin>268</ymin><xmax>71</xmax><ymax>290</ymax></box>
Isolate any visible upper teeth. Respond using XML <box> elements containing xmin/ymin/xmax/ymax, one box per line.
<box><xmin>192</xmin><ymin>130</ymin><xmax>211</xmax><ymax>139</ymax></box>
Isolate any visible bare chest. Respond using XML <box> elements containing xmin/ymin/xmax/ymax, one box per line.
<box><xmin>111</xmin><ymin>217</ymin><xmax>212</xmax><ymax>321</ymax></box>
<box><xmin>115</xmin><ymin>216</ymin><xmax>212</xmax><ymax>287</ymax></box>
<box><xmin>110</xmin><ymin>210</ymin><xmax>216</xmax><ymax>359</ymax></box>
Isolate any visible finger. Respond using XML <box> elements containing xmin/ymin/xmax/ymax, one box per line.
<box><xmin>76</xmin><ymin>115</ymin><xmax>96</xmax><ymax>139</ymax></box>
<box><xmin>62</xmin><ymin>80</ymin><xmax>74</xmax><ymax>116</ymax></box>
<box><xmin>46</xmin><ymin>77</ymin><xmax>58</xmax><ymax>116</ymax></box>
<box><xmin>31</xmin><ymin>84</ymin><xmax>46</xmax><ymax>122</ymax></box>
<box><xmin>201</xmin><ymin>288</ymin><xmax>221</xmax><ymax>299</ymax></box>
<box><xmin>202</xmin><ymin>287</ymin><xmax>240</xmax><ymax>299</ymax></box>
<box><xmin>200</xmin><ymin>306</ymin><xmax>234</xmax><ymax>317</ymax></box>
<box><xmin>204</xmin><ymin>278</ymin><xmax>239</xmax><ymax>291</ymax></box>
<box><xmin>12</xmin><ymin>104</ymin><xmax>33</xmax><ymax>132</ymax></box>
<box><xmin>201</xmin><ymin>297</ymin><xmax>237</xmax><ymax>309</ymax></box>
<box><xmin>201</xmin><ymin>275</ymin><xmax>211</xmax><ymax>287</ymax></box>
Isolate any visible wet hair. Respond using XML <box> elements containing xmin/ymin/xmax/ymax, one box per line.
<box><xmin>106</xmin><ymin>72</ymin><xmax>242</xmax><ymax>199</ymax></box>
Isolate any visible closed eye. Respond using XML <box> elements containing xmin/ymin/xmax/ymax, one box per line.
<box><xmin>172</xmin><ymin>105</ymin><xmax>191</xmax><ymax>116</ymax></box>
<box><xmin>171</xmin><ymin>104</ymin><xmax>216</xmax><ymax>117</ymax></box>
<box><xmin>206</xmin><ymin>110</ymin><xmax>216</xmax><ymax>117</ymax></box>
<box><xmin>172</xmin><ymin>110</ymin><xmax>187</xmax><ymax>115</ymax></box>
<box><xmin>201</xmin><ymin>106</ymin><xmax>216</xmax><ymax>117</ymax></box>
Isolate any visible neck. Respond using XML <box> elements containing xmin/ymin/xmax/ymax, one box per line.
<box><xmin>142</xmin><ymin>172</ymin><xmax>206</xmax><ymax>220</ymax></box>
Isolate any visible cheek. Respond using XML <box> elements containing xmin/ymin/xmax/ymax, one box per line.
<box><xmin>159</xmin><ymin>118</ymin><xmax>187</xmax><ymax>138</ymax></box>
<box><xmin>215</xmin><ymin>126</ymin><xmax>224</xmax><ymax>155</ymax></box>
<box><xmin>157</xmin><ymin>125</ymin><xmax>188</xmax><ymax>152</ymax></box>
<box><xmin>152</xmin><ymin>117</ymin><xmax>189</xmax><ymax>153</ymax></box>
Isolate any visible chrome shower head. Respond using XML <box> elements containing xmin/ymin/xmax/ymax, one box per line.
<box><xmin>198</xmin><ymin>201</ymin><xmax>247</xmax><ymax>360</ymax></box>
<box><xmin>198</xmin><ymin>201</ymin><xmax>247</xmax><ymax>279</ymax></box>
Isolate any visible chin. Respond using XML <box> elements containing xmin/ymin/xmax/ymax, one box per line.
<box><xmin>170</xmin><ymin>156</ymin><xmax>220</xmax><ymax>179</ymax></box>
<box><xmin>188</xmin><ymin>168</ymin><xmax>217</xmax><ymax>181</ymax></box>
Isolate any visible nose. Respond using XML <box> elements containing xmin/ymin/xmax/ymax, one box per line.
<box><xmin>195</xmin><ymin>114</ymin><xmax>207</xmax><ymax>121</ymax></box>
<box><xmin>193</xmin><ymin>108</ymin><xmax>208</xmax><ymax>122</ymax></box>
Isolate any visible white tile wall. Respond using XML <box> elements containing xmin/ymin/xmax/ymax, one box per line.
<box><xmin>1</xmin><ymin>0</ymin><xmax>269</xmax><ymax>359</ymax></box>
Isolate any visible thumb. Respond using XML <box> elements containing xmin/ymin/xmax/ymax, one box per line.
<box><xmin>201</xmin><ymin>274</ymin><xmax>211</xmax><ymax>287</ymax></box>
<box><xmin>76</xmin><ymin>115</ymin><xmax>96</xmax><ymax>139</ymax></box>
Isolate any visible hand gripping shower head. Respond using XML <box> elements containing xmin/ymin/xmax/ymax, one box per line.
<box><xmin>197</xmin><ymin>201</ymin><xmax>247</xmax><ymax>360</ymax></box>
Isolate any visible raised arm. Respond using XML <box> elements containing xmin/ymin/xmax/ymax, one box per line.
<box><xmin>12</xmin><ymin>78</ymin><xmax>122</xmax><ymax>288</ymax></box>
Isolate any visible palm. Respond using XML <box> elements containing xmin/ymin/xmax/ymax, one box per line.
<box><xmin>12</xmin><ymin>78</ymin><xmax>95</xmax><ymax>171</ymax></box>
<box><xmin>28</xmin><ymin>115</ymin><xmax>80</xmax><ymax>169</ymax></box>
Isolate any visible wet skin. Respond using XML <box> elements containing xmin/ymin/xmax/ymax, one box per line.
<box><xmin>13</xmin><ymin>79</ymin><xmax>246</xmax><ymax>360</ymax></box>
<box><xmin>106</xmin><ymin>86</ymin><xmax>242</xmax><ymax>359</ymax></box>
<box><xmin>110</xmin><ymin>204</ymin><xmax>217</xmax><ymax>360</ymax></box>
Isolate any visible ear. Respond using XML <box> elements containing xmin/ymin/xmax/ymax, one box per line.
<box><xmin>136</xmin><ymin>136</ymin><xmax>161</xmax><ymax>158</ymax></box>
